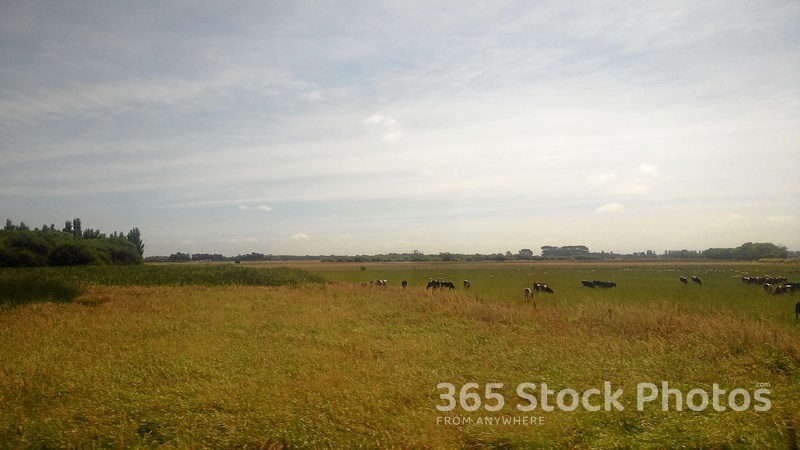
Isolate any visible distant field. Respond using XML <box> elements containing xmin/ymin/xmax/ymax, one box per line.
<box><xmin>1</xmin><ymin>261</ymin><xmax>798</xmax><ymax>448</ymax></box>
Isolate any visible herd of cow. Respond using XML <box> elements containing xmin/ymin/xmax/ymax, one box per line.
<box><xmin>741</xmin><ymin>275</ymin><xmax>800</xmax><ymax>295</ymax></box>
<box><xmin>365</xmin><ymin>274</ymin><xmax>800</xmax><ymax>321</ymax></box>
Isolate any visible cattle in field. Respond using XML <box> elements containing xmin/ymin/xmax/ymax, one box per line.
<box><xmin>463</xmin><ymin>280</ymin><xmax>471</xmax><ymax>289</ymax></box>
<box><xmin>680</xmin><ymin>276</ymin><xmax>688</xmax><ymax>284</ymax></box>
<box><xmin>536</xmin><ymin>283</ymin><xmax>554</xmax><ymax>294</ymax></box>
<box><xmin>773</xmin><ymin>283</ymin><xmax>800</xmax><ymax>295</ymax></box>
<box><xmin>743</xmin><ymin>276</ymin><xmax>786</xmax><ymax>285</ymax></box>
<box><xmin>524</xmin><ymin>287</ymin><xmax>532</xmax><ymax>300</ymax></box>
<box><xmin>593</xmin><ymin>280</ymin><xmax>616</xmax><ymax>288</ymax></box>
<box><xmin>764</xmin><ymin>283</ymin><xmax>773</xmax><ymax>293</ymax></box>
<box><xmin>692</xmin><ymin>276</ymin><xmax>702</xmax><ymax>285</ymax></box>
<box><xmin>427</xmin><ymin>279</ymin><xmax>455</xmax><ymax>290</ymax></box>
<box><xmin>401</xmin><ymin>280</ymin><xmax>407</xmax><ymax>289</ymax></box>
<box><xmin>582</xmin><ymin>280</ymin><xmax>595</xmax><ymax>288</ymax></box>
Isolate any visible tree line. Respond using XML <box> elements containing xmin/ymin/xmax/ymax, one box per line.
<box><xmin>1</xmin><ymin>218</ymin><xmax>144</xmax><ymax>267</ymax></box>
<box><xmin>144</xmin><ymin>242</ymin><xmax>791</xmax><ymax>264</ymax></box>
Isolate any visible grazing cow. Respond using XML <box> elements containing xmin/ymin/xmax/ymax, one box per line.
<box><xmin>441</xmin><ymin>281</ymin><xmax>456</xmax><ymax>290</ymax></box>
<box><xmin>680</xmin><ymin>276</ymin><xmax>688</xmax><ymax>284</ymax></box>
<box><xmin>773</xmin><ymin>283</ymin><xmax>799</xmax><ymax>295</ymax></box>
<box><xmin>764</xmin><ymin>283</ymin><xmax>773</xmax><ymax>293</ymax></box>
<box><xmin>593</xmin><ymin>280</ymin><xmax>616</xmax><ymax>288</ymax></box>
<box><xmin>401</xmin><ymin>280</ymin><xmax>407</xmax><ymax>289</ymax></box>
<box><xmin>692</xmin><ymin>276</ymin><xmax>702</xmax><ymax>285</ymax></box>
<box><xmin>463</xmin><ymin>280</ymin><xmax>471</xmax><ymax>289</ymax></box>
<box><xmin>426</xmin><ymin>280</ymin><xmax>440</xmax><ymax>290</ymax></box>
<box><xmin>524</xmin><ymin>287</ymin><xmax>532</xmax><ymax>301</ymax></box>
<box><xmin>533</xmin><ymin>283</ymin><xmax>554</xmax><ymax>293</ymax></box>
<box><xmin>796</xmin><ymin>302</ymin><xmax>800</xmax><ymax>322</ymax></box>
<box><xmin>582</xmin><ymin>280</ymin><xmax>595</xmax><ymax>288</ymax></box>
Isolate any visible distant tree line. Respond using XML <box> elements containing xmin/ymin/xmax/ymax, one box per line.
<box><xmin>1</xmin><ymin>218</ymin><xmax>144</xmax><ymax>267</ymax></box>
<box><xmin>143</xmin><ymin>242</ymin><xmax>790</xmax><ymax>264</ymax></box>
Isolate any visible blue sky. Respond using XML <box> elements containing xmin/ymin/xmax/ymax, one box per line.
<box><xmin>1</xmin><ymin>1</ymin><xmax>798</xmax><ymax>257</ymax></box>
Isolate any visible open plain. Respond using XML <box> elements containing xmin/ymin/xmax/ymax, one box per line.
<box><xmin>1</xmin><ymin>261</ymin><xmax>799</xmax><ymax>448</ymax></box>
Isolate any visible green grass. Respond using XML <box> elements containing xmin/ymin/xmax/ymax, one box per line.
<box><xmin>0</xmin><ymin>270</ymin><xmax>83</xmax><ymax>306</ymax></box>
<box><xmin>316</xmin><ymin>261</ymin><xmax>800</xmax><ymax>323</ymax></box>
<box><xmin>1</xmin><ymin>261</ymin><xmax>799</xmax><ymax>448</ymax></box>
<box><xmin>0</xmin><ymin>264</ymin><xmax>326</xmax><ymax>306</ymax></box>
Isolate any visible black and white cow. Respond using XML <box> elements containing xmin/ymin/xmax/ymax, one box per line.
<box><xmin>680</xmin><ymin>276</ymin><xmax>688</xmax><ymax>284</ymax></box>
<box><xmin>773</xmin><ymin>283</ymin><xmax>800</xmax><ymax>295</ymax></box>
<box><xmin>582</xmin><ymin>280</ymin><xmax>595</xmax><ymax>288</ymax></box>
<box><xmin>594</xmin><ymin>280</ymin><xmax>616</xmax><ymax>288</ymax></box>
<box><xmin>524</xmin><ymin>287</ymin><xmax>532</xmax><ymax>300</ymax></box>
<box><xmin>463</xmin><ymin>280</ymin><xmax>471</xmax><ymax>289</ymax></box>
<box><xmin>534</xmin><ymin>283</ymin><xmax>554</xmax><ymax>294</ymax></box>
<box><xmin>402</xmin><ymin>280</ymin><xmax>408</xmax><ymax>289</ymax></box>
<box><xmin>692</xmin><ymin>276</ymin><xmax>702</xmax><ymax>285</ymax></box>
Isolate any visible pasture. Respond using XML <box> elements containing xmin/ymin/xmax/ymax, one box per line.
<box><xmin>1</xmin><ymin>261</ymin><xmax>799</xmax><ymax>448</ymax></box>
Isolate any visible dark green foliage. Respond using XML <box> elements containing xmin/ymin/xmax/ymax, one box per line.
<box><xmin>76</xmin><ymin>264</ymin><xmax>328</xmax><ymax>287</ymax></box>
<box><xmin>731</xmin><ymin>242</ymin><xmax>788</xmax><ymax>260</ymax></box>
<box><xmin>0</xmin><ymin>265</ymin><xmax>326</xmax><ymax>306</ymax></box>
<box><xmin>126</xmin><ymin>227</ymin><xmax>144</xmax><ymax>256</ymax></box>
<box><xmin>0</xmin><ymin>227</ymin><xmax>143</xmax><ymax>268</ymax></box>
<box><xmin>49</xmin><ymin>241</ymin><xmax>103</xmax><ymax>266</ymax></box>
<box><xmin>703</xmin><ymin>243</ymin><xmax>787</xmax><ymax>260</ymax></box>
<box><xmin>0</xmin><ymin>270</ymin><xmax>83</xmax><ymax>306</ymax></box>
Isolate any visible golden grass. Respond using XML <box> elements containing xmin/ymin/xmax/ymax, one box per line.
<box><xmin>1</xmin><ymin>280</ymin><xmax>798</xmax><ymax>448</ymax></box>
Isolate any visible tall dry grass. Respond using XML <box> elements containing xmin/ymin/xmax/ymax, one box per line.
<box><xmin>1</xmin><ymin>274</ymin><xmax>798</xmax><ymax>448</ymax></box>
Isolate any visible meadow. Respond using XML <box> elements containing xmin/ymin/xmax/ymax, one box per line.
<box><xmin>1</xmin><ymin>261</ymin><xmax>798</xmax><ymax>449</ymax></box>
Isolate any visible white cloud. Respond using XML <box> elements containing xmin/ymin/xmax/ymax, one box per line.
<box><xmin>290</xmin><ymin>233</ymin><xmax>310</xmax><ymax>241</ymax></box>
<box><xmin>587</xmin><ymin>173</ymin><xmax>618</xmax><ymax>184</ymax></box>
<box><xmin>638</xmin><ymin>164</ymin><xmax>660</xmax><ymax>177</ymax></box>
<box><xmin>596</xmin><ymin>203</ymin><xmax>626</xmax><ymax>213</ymax></box>
<box><xmin>237</xmin><ymin>204</ymin><xmax>273</xmax><ymax>212</ymax></box>
<box><xmin>364</xmin><ymin>113</ymin><xmax>403</xmax><ymax>142</ymax></box>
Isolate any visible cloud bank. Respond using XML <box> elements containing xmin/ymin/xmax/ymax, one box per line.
<box><xmin>1</xmin><ymin>1</ymin><xmax>797</xmax><ymax>256</ymax></box>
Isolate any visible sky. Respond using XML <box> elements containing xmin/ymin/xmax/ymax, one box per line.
<box><xmin>1</xmin><ymin>1</ymin><xmax>798</xmax><ymax>257</ymax></box>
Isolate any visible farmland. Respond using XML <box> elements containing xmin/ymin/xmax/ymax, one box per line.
<box><xmin>1</xmin><ymin>261</ymin><xmax>799</xmax><ymax>448</ymax></box>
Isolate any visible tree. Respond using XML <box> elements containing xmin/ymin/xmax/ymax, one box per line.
<box><xmin>72</xmin><ymin>218</ymin><xmax>82</xmax><ymax>238</ymax></box>
<box><xmin>518</xmin><ymin>249</ymin><xmax>533</xmax><ymax>259</ymax></box>
<box><xmin>730</xmin><ymin>242</ymin><xmax>787</xmax><ymax>260</ymax></box>
<box><xmin>126</xmin><ymin>227</ymin><xmax>144</xmax><ymax>256</ymax></box>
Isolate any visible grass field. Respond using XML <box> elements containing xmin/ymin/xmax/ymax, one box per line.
<box><xmin>1</xmin><ymin>261</ymin><xmax>799</xmax><ymax>448</ymax></box>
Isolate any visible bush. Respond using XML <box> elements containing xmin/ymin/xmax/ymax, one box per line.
<box><xmin>0</xmin><ymin>229</ymin><xmax>143</xmax><ymax>267</ymax></box>
<box><xmin>50</xmin><ymin>241</ymin><xmax>103</xmax><ymax>266</ymax></box>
